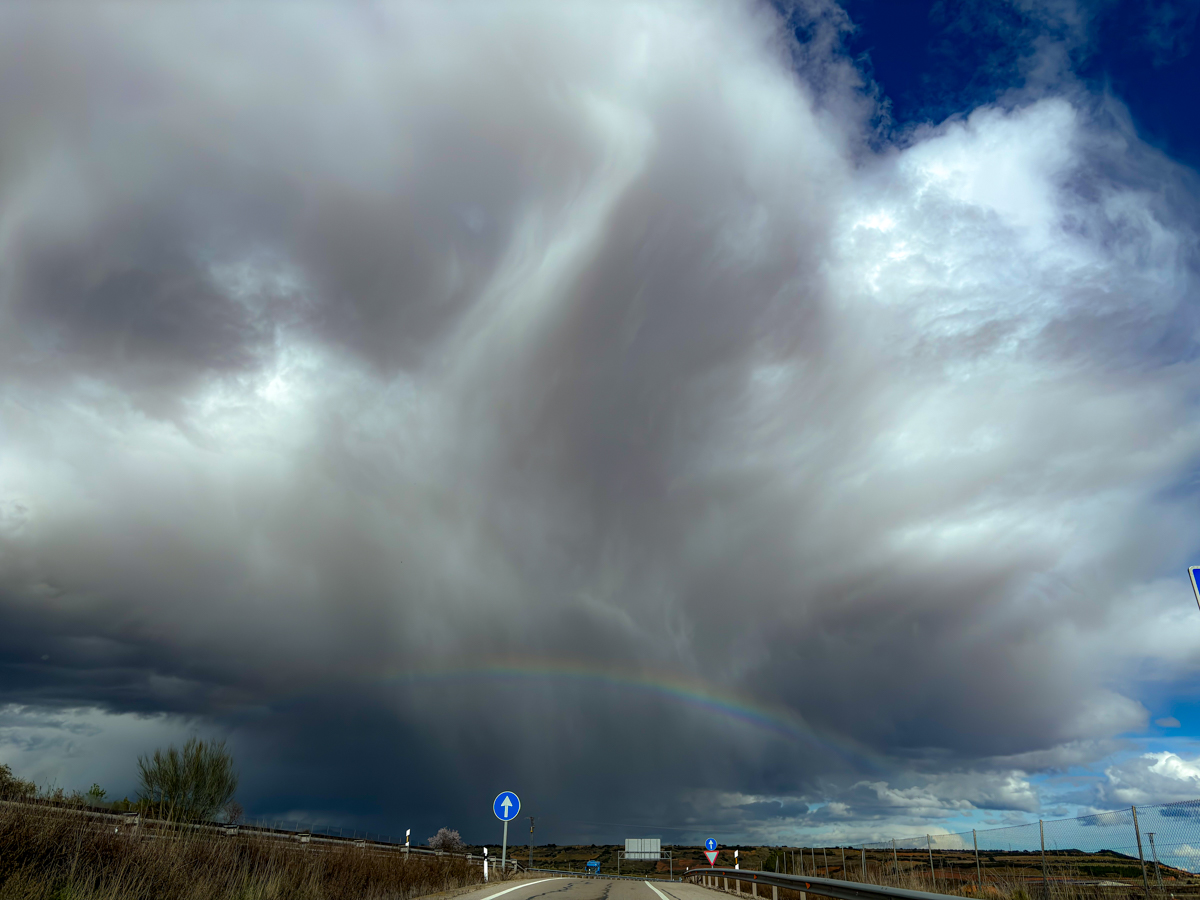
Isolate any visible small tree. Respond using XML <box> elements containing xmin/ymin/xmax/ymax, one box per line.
<box><xmin>428</xmin><ymin>827</ymin><xmax>464</xmax><ymax>851</ymax></box>
<box><xmin>137</xmin><ymin>737</ymin><xmax>238</xmax><ymax>821</ymax></box>
<box><xmin>0</xmin><ymin>764</ymin><xmax>36</xmax><ymax>801</ymax></box>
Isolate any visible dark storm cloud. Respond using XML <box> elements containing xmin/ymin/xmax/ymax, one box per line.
<box><xmin>1</xmin><ymin>0</ymin><xmax>1199</xmax><ymax>842</ymax></box>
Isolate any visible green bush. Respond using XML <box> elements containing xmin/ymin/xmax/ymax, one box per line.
<box><xmin>136</xmin><ymin>737</ymin><xmax>238</xmax><ymax>822</ymax></box>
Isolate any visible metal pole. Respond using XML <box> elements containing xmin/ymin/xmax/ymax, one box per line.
<box><xmin>862</xmin><ymin>846</ymin><xmax>866</xmax><ymax>880</ymax></box>
<box><xmin>823</xmin><ymin>847</ymin><xmax>829</xmax><ymax>875</ymax></box>
<box><xmin>842</xmin><ymin>847</ymin><xmax>847</xmax><ymax>879</ymax></box>
<box><xmin>973</xmin><ymin>829</ymin><xmax>981</xmax><ymax>889</ymax></box>
<box><xmin>528</xmin><ymin>816</ymin><xmax>535</xmax><ymax>871</ymax></box>
<box><xmin>1040</xmin><ymin>820</ymin><xmax>1047</xmax><ymax>899</ymax></box>
<box><xmin>1148</xmin><ymin>832</ymin><xmax>1164</xmax><ymax>892</ymax></box>
<box><xmin>892</xmin><ymin>840</ymin><xmax>899</xmax><ymax>879</ymax></box>
<box><xmin>502</xmin><ymin>819</ymin><xmax>508</xmax><ymax>876</ymax></box>
<box><xmin>928</xmin><ymin>836</ymin><xmax>935</xmax><ymax>891</ymax></box>
<box><xmin>1133</xmin><ymin>805</ymin><xmax>1152</xmax><ymax>898</ymax></box>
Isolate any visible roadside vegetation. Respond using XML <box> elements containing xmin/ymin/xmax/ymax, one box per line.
<box><xmin>0</xmin><ymin>801</ymin><xmax>481</xmax><ymax>900</ymax></box>
<box><xmin>0</xmin><ymin>745</ymin><xmax>484</xmax><ymax>899</ymax></box>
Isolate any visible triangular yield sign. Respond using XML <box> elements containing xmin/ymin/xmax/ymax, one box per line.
<box><xmin>704</xmin><ymin>850</ymin><xmax>720</xmax><ymax>866</ymax></box>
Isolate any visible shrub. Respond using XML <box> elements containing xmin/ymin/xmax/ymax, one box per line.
<box><xmin>136</xmin><ymin>737</ymin><xmax>238</xmax><ymax>821</ymax></box>
<box><xmin>0</xmin><ymin>765</ymin><xmax>36</xmax><ymax>801</ymax></box>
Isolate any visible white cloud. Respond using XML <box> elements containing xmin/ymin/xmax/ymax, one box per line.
<box><xmin>1099</xmin><ymin>752</ymin><xmax>1200</xmax><ymax>805</ymax></box>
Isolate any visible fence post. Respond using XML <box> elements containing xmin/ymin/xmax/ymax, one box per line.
<box><xmin>892</xmin><ymin>839</ymin><xmax>899</xmax><ymax>879</ymax></box>
<box><xmin>823</xmin><ymin>847</ymin><xmax>829</xmax><ymax>875</ymax></box>
<box><xmin>862</xmin><ymin>846</ymin><xmax>866</xmax><ymax>880</ymax></box>
<box><xmin>973</xmin><ymin>829</ymin><xmax>981</xmax><ymax>890</ymax></box>
<box><xmin>1147</xmin><ymin>832</ymin><xmax>1165</xmax><ymax>892</ymax></box>
<box><xmin>927</xmin><ymin>835</ymin><xmax>935</xmax><ymax>891</ymax></box>
<box><xmin>1039</xmin><ymin>820</ymin><xmax>1047</xmax><ymax>900</ymax></box>
<box><xmin>841</xmin><ymin>847</ymin><xmax>847</xmax><ymax>879</ymax></box>
<box><xmin>1132</xmin><ymin>806</ymin><xmax>1152</xmax><ymax>898</ymax></box>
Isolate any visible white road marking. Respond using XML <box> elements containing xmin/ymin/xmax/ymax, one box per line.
<box><xmin>479</xmin><ymin>878</ymin><xmax>560</xmax><ymax>900</ymax></box>
<box><xmin>645</xmin><ymin>880</ymin><xmax>675</xmax><ymax>900</ymax></box>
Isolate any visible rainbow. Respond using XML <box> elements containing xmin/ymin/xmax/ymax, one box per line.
<box><xmin>384</xmin><ymin>657</ymin><xmax>879</xmax><ymax>769</ymax></box>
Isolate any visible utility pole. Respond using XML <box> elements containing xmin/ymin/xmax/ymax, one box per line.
<box><xmin>527</xmin><ymin>816</ymin><xmax>535</xmax><ymax>871</ymax></box>
<box><xmin>1147</xmin><ymin>833</ymin><xmax>1164</xmax><ymax>892</ymax></box>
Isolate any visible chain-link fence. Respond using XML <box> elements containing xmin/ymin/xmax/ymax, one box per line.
<box><xmin>775</xmin><ymin>800</ymin><xmax>1200</xmax><ymax>897</ymax></box>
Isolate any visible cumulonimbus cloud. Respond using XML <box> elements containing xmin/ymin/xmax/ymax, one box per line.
<box><xmin>0</xmin><ymin>0</ymin><xmax>1198</xmax><ymax>838</ymax></box>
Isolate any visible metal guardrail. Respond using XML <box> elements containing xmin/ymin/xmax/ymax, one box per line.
<box><xmin>686</xmin><ymin>868</ymin><xmax>962</xmax><ymax>900</ymax></box>
<box><xmin>0</xmin><ymin>798</ymin><xmax>522</xmax><ymax>872</ymax></box>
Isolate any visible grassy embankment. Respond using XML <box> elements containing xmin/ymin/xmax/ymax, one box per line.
<box><xmin>0</xmin><ymin>802</ymin><xmax>486</xmax><ymax>900</ymax></box>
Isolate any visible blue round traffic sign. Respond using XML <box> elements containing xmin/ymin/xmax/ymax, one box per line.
<box><xmin>493</xmin><ymin>791</ymin><xmax>521</xmax><ymax>821</ymax></box>
<box><xmin>705</xmin><ymin>838</ymin><xmax>717</xmax><ymax>852</ymax></box>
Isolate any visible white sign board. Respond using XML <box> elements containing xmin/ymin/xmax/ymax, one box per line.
<box><xmin>625</xmin><ymin>838</ymin><xmax>661</xmax><ymax>860</ymax></box>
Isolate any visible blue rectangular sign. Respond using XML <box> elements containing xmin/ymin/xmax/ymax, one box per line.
<box><xmin>1191</xmin><ymin>566</ymin><xmax>1200</xmax><ymax>612</ymax></box>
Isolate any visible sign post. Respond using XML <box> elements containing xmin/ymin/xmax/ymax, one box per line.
<box><xmin>493</xmin><ymin>791</ymin><xmax>521</xmax><ymax>875</ymax></box>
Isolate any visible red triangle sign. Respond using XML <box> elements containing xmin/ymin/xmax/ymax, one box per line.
<box><xmin>704</xmin><ymin>850</ymin><xmax>720</xmax><ymax>866</ymax></box>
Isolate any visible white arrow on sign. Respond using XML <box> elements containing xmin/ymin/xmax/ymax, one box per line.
<box><xmin>501</xmin><ymin>796</ymin><xmax>513</xmax><ymax>816</ymax></box>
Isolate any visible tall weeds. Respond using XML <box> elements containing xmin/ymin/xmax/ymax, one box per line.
<box><xmin>0</xmin><ymin>803</ymin><xmax>485</xmax><ymax>900</ymax></box>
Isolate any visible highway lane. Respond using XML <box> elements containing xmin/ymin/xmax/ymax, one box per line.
<box><xmin>455</xmin><ymin>876</ymin><xmax>721</xmax><ymax>900</ymax></box>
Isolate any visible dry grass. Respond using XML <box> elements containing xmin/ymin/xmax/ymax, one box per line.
<box><xmin>0</xmin><ymin>803</ymin><xmax>486</xmax><ymax>900</ymax></box>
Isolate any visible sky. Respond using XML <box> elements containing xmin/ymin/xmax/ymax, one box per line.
<box><xmin>1</xmin><ymin>0</ymin><xmax>1200</xmax><ymax>851</ymax></box>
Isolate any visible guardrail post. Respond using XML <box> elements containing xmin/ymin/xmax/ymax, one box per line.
<box><xmin>773</xmin><ymin>885</ymin><xmax>778</xmax><ymax>900</ymax></box>
<box><xmin>753</xmin><ymin>878</ymin><xmax>758</xmax><ymax>897</ymax></box>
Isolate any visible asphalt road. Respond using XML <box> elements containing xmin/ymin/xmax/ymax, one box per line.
<box><xmin>457</xmin><ymin>877</ymin><xmax>720</xmax><ymax>900</ymax></box>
